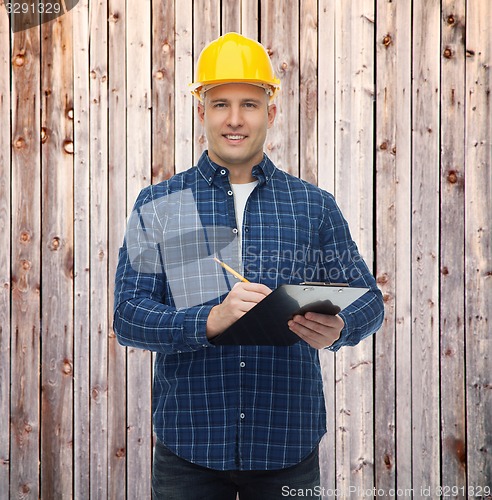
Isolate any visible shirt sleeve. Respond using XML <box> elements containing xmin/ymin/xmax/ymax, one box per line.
<box><xmin>318</xmin><ymin>192</ymin><xmax>385</xmax><ymax>351</ymax></box>
<box><xmin>113</xmin><ymin>187</ymin><xmax>214</xmax><ymax>354</ymax></box>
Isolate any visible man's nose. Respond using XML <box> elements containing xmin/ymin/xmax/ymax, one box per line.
<box><xmin>226</xmin><ymin>105</ymin><xmax>243</xmax><ymax>128</ymax></box>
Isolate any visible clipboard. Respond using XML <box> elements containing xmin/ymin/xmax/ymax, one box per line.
<box><xmin>210</xmin><ymin>283</ymin><xmax>369</xmax><ymax>346</ymax></box>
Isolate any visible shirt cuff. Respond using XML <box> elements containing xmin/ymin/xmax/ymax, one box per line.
<box><xmin>182</xmin><ymin>304</ymin><xmax>215</xmax><ymax>350</ymax></box>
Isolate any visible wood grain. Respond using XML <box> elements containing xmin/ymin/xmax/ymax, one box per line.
<box><xmin>0</xmin><ymin>5</ymin><xmax>11</xmax><ymax>498</ymax></box>
<box><xmin>40</xmin><ymin>11</ymin><xmax>74</xmax><ymax>498</ymax></box>
<box><xmin>73</xmin><ymin>1</ymin><xmax>91</xmax><ymax>496</ymax></box>
<box><xmin>10</xmin><ymin>18</ymin><xmax>41</xmax><ymax>500</ymax></box>
<box><xmin>465</xmin><ymin>0</ymin><xmax>492</xmax><ymax>487</ymax></box>
<box><xmin>440</xmin><ymin>0</ymin><xmax>467</xmax><ymax>490</ymax></box>
<box><xmin>411</xmin><ymin>0</ymin><xmax>441</xmax><ymax>492</ymax></box>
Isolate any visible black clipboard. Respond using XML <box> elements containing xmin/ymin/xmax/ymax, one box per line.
<box><xmin>210</xmin><ymin>283</ymin><xmax>369</xmax><ymax>346</ymax></box>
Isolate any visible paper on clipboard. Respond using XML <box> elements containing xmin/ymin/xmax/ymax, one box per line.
<box><xmin>211</xmin><ymin>283</ymin><xmax>369</xmax><ymax>346</ymax></box>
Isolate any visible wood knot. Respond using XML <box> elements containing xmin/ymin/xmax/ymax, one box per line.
<box><xmin>67</xmin><ymin>108</ymin><xmax>74</xmax><ymax>120</ymax></box>
<box><xmin>109</xmin><ymin>11</ymin><xmax>120</xmax><ymax>22</ymax></box>
<box><xmin>116</xmin><ymin>448</ymin><xmax>126</xmax><ymax>458</ymax></box>
<box><xmin>383</xmin><ymin>293</ymin><xmax>391</xmax><ymax>303</ymax></box>
<box><xmin>41</xmin><ymin>127</ymin><xmax>49</xmax><ymax>143</ymax></box>
<box><xmin>376</xmin><ymin>273</ymin><xmax>389</xmax><ymax>284</ymax></box>
<box><xmin>50</xmin><ymin>237</ymin><xmax>61</xmax><ymax>251</ymax></box>
<box><xmin>441</xmin><ymin>266</ymin><xmax>449</xmax><ymax>275</ymax></box>
<box><xmin>447</xmin><ymin>15</ymin><xmax>455</xmax><ymax>25</ymax></box>
<box><xmin>20</xmin><ymin>231</ymin><xmax>31</xmax><ymax>243</ymax></box>
<box><xmin>20</xmin><ymin>484</ymin><xmax>31</xmax><ymax>494</ymax></box>
<box><xmin>155</xmin><ymin>70</ymin><xmax>164</xmax><ymax>80</ymax></box>
<box><xmin>281</xmin><ymin>61</ymin><xmax>288</xmax><ymax>71</ymax></box>
<box><xmin>443</xmin><ymin>47</ymin><xmax>453</xmax><ymax>59</ymax></box>
<box><xmin>21</xmin><ymin>260</ymin><xmax>31</xmax><ymax>271</ymax></box>
<box><xmin>379</xmin><ymin>142</ymin><xmax>388</xmax><ymax>150</ymax></box>
<box><xmin>62</xmin><ymin>359</ymin><xmax>73</xmax><ymax>374</ymax></box>
<box><xmin>14</xmin><ymin>54</ymin><xmax>25</xmax><ymax>66</ymax></box>
<box><xmin>14</xmin><ymin>137</ymin><xmax>26</xmax><ymax>149</ymax></box>
<box><xmin>447</xmin><ymin>170</ymin><xmax>458</xmax><ymax>184</ymax></box>
<box><xmin>63</xmin><ymin>140</ymin><xmax>74</xmax><ymax>155</ymax></box>
<box><xmin>382</xmin><ymin>34</ymin><xmax>392</xmax><ymax>47</ymax></box>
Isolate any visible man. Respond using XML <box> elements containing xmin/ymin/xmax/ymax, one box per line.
<box><xmin>114</xmin><ymin>33</ymin><xmax>384</xmax><ymax>499</ymax></box>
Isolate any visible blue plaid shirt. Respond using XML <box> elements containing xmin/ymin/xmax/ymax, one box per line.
<box><xmin>113</xmin><ymin>151</ymin><xmax>384</xmax><ymax>471</ymax></box>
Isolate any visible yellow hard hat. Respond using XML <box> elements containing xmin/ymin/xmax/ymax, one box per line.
<box><xmin>189</xmin><ymin>32</ymin><xmax>281</xmax><ymax>101</ymax></box>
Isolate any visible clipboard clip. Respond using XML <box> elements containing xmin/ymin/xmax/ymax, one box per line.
<box><xmin>299</xmin><ymin>282</ymin><xmax>349</xmax><ymax>287</ymax></box>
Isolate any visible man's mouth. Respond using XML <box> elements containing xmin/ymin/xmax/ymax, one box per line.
<box><xmin>224</xmin><ymin>134</ymin><xmax>246</xmax><ymax>141</ymax></box>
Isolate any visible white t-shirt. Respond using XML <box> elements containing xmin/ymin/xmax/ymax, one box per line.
<box><xmin>231</xmin><ymin>180</ymin><xmax>258</xmax><ymax>259</ymax></box>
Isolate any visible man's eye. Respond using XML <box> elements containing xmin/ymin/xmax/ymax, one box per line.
<box><xmin>213</xmin><ymin>103</ymin><xmax>227</xmax><ymax>108</ymax></box>
<box><xmin>244</xmin><ymin>102</ymin><xmax>257</xmax><ymax>108</ymax></box>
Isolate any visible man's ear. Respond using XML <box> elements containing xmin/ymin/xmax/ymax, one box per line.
<box><xmin>267</xmin><ymin>103</ymin><xmax>277</xmax><ymax>129</ymax></box>
<box><xmin>197</xmin><ymin>101</ymin><xmax>205</xmax><ymax>124</ymax></box>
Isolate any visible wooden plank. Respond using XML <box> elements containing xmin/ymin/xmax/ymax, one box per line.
<box><xmin>73</xmin><ymin>0</ymin><xmax>91</xmax><ymax>497</ymax></box>
<box><xmin>193</xmin><ymin>0</ymin><xmax>220</xmax><ymax>163</ymax></box>
<box><xmin>126</xmin><ymin>0</ymin><xmax>153</xmax><ymax>497</ymax></box>
<box><xmin>374</xmin><ymin>0</ymin><xmax>397</xmax><ymax>493</ymax></box>
<box><xmin>174</xmin><ymin>0</ymin><xmax>193</xmax><ymax>172</ymax></box>
<box><xmin>10</xmin><ymin>19</ymin><xmax>41</xmax><ymax>500</ymax></box>
<box><xmin>241</xmin><ymin>0</ymin><xmax>259</xmax><ymax>39</ymax></box>
<box><xmin>0</xmin><ymin>4</ymin><xmax>11</xmax><ymax>497</ymax></box>
<box><xmin>107</xmin><ymin>0</ymin><xmax>127</xmax><ymax>497</ymax></box>
<box><xmin>222</xmin><ymin>0</ymin><xmax>241</xmax><ymax>33</ymax></box>
<box><xmin>317</xmin><ymin>0</ymin><xmax>337</xmax><ymax>491</ymax></box>
<box><xmin>393</xmin><ymin>1</ymin><xmax>412</xmax><ymax>492</ymax></box>
<box><xmin>152</xmin><ymin>0</ymin><xmax>175</xmax><ymax>183</ymax></box>
<box><xmin>299</xmin><ymin>0</ymin><xmax>318</xmax><ymax>185</ymax></box>
<box><xmin>261</xmin><ymin>0</ymin><xmax>299</xmax><ymax>175</ymax></box>
<box><xmin>89</xmin><ymin>0</ymin><xmax>109</xmax><ymax>497</ymax></box>
<box><xmin>411</xmin><ymin>0</ymin><xmax>441</xmax><ymax>492</ymax></box>
<box><xmin>334</xmin><ymin>0</ymin><xmax>375</xmax><ymax>495</ymax></box>
<box><xmin>317</xmin><ymin>0</ymin><xmax>336</xmax><ymax>194</ymax></box>
<box><xmin>465</xmin><ymin>0</ymin><xmax>492</xmax><ymax>488</ymax></box>
<box><xmin>40</xmin><ymin>12</ymin><xmax>74</xmax><ymax>498</ymax></box>
<box><xmin>440</xmin><ymin>0</ymin><xmax>467</xmax><ymax>490</ymax></box>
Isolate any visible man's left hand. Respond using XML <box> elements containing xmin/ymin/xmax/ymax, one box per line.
<box><xmin>288</xmin><ymin>312</ymin><xmax>344</xmax><ymax>350</ymax></box>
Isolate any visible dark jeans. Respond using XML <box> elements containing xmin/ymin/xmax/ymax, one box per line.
<box><xmin>152</xmin><ymin>439</ymin><xmax>321</xmax><ymax>500</ymax></box>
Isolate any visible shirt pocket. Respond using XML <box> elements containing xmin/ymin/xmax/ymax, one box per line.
<box><xmin>256</xmin><ymin>215</ymin><xmax>320</xmax><ymax>286</ymax></box>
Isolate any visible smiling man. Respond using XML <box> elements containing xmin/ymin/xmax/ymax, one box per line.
<box><xmin>113</xmin><ymin>33</ymin><xmax>384</xmax><ymax>499</ymax></box>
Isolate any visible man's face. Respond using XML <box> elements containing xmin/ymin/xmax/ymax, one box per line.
<box><xmin>198</xmin><ymin>83</ymin><xmax>276</xmax><ymax>179</ymax></box>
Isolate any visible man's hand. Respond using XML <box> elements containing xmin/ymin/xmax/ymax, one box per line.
<box><xmin>288</xmin><ymin>312</ymin><xmax>344</xmax><ymax>349</ymax></box>
<box><xmin>206</xmin><ymin>282</ymin><xmax>272</xmax><ymax>339</ymax></box>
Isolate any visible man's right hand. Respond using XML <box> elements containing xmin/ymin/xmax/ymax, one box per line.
<box><xmin>206</xmin><ymin>282</ymin><xmax>272</xmax><ymax>339</ymax></box>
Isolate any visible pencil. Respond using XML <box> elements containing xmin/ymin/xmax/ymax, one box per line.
<box><xmin>213</xmin><ymin>257</ymin><xmax>250</xmax><ymax>283</ymax></box>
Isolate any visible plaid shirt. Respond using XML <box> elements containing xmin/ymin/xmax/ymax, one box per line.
<box><xmin>113</xmin><ymin>151</ymin><xmax>384</xmax><ymax>471</ymax></box>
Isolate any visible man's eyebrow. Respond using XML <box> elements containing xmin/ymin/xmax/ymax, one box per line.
<box><xmin>208</xmin><ymin>97</ymin><xmax>264</xmax><ymax>104</ymax></box>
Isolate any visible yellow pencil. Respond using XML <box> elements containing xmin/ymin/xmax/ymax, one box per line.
<box><xmin>213</xmin><ymin>257</ymin><xmax>250</xmax><ymax>283</ymax></box>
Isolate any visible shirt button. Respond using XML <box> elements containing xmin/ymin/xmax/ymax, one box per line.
<box><xmin>227</xmin><ymin>190</ymin><xmax>233</xmax><ymax>196</ymax></box>
<box><xmin>240</xmin><ymin>413</ymin><xmax>245</xmax><ymax>419</ymax></box>
<box><xmin>240</xmin><ymin>362</ymin><xmax>245</xmax><ymax>368</ymax></box>
<box><xmin>232</xmin><ymin>228</ymin><xmax>238</xmax><ymax>234</ymax></box>
<box><xmin>220</xmin><ymin>169</ymin><xmax>227</xmax><ymax>175</ymax></box>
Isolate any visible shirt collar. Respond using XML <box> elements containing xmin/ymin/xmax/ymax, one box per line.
<box><xmin>197</xmin><ymin>151</ymin><xmax>276</xmax><ymax>187</ymax></box>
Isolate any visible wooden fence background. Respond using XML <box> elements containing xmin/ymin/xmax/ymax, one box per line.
<box><xmin>0</xmin><ymin>0</ymin><xmax>490</xmax><ymax>498</ymax></box>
